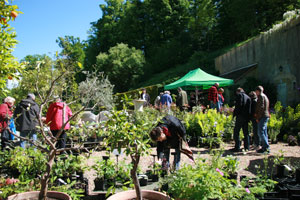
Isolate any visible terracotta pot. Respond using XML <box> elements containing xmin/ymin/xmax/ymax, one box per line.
<box><xmin>7</xmin><ymin>191</ymin><xmax>71</xmax><ymax>200</ymax></box>
<box><xmin>106</xmin><ymin>190</ymin><xmax>170</xmax><ymax>200</ymax></box>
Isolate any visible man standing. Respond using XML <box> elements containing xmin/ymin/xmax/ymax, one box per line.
<box><xmin>46</xmin><ymin>96</ymin><xmax>72</xmax><ymax>149</ymax></box>
<box><xmin>14</xmin><ymin>93</ymin><xmax>40</xmax><ymax>148</ymax></box>
<box><xmin>160</xmin><ymin>91</ymin><xmax>172</xmax><ymax>112</ymax></box>
<box><xmin>140</xmin><ymin>88</ymin><xmax>150</xmax><ymax>106</ymax></box>
<box><xmin>150</xmin><ymin>115</ymin><xmax>193</xmax><ymax>170</ymax></box>
<box><xmin>208</xmin><ymin>83</ymin><xmax>219</xmax><ymax>111</ymax></box>
<box><xmin>249</xmin><ymin>91</ymin><xmax>259</xmax><ymax>150</ymax></box>
<box><xmin>255</xmin><ymin>86</ymin><xmax>270</xmax><ymax>153</ymax></box>
<box><xmin>232</xmin><ymin>88</ymin><xmax>251</xmax><ymax>152</ymax></box>
<box><xmin>176</xmin><ymin>87</ymin><xmax>188</xmax><ymax>111</ymax></box>
<box><xmin>0</xmin><ymin>97</ymin><xmax>15</xmax><ymax>150</ymax></box>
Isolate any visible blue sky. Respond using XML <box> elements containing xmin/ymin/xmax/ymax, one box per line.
<box><xmin>12</xmin><ymin>0</ymin><xmax>105</xmax><ymax>61</ymax></box>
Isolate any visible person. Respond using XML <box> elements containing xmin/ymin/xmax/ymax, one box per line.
<box><xmin>176</xmin><ymin>87</ymin><xmax>188</xmax><ymax>111</ymax></box>
<box><xmin>231</xmin><ymin>88</ymin><xmax>251</xmax><ymax>152</ymax></box>
<box><xmin>45</xmin><ymin>96</ymin><xmax>72</xmax><ymax>149</ymax></box>
<box><xmin>160</xmin><ymin>91</ymin><xmax>172</xmax><ymax>112</ymax></box>
<box><xmin>208</xmin><ymin>83</ymin><xmax>220</xmax><ymax>111</ymax></box>
<box><xmin>150</xmin><ymin>115</ymin><xmax>193</xmax><ymax>170</ymax></box>
<box><xmin>14</xmin><ymin>93</ymin><xmax>40</xmax><ymax>148</ymax></box>
<box><xmin>154</xmin><ymin>92</ymin><xmax>163</xmax><ymax>109</ymax></box>
<box><xmin>140</xmin><ymin>88</ymin><xmax>150</xmax><ymax>106</ymax></box>
<box><xmin>249</xmin><ymin>91</ymin><xmax>259</xmax><ymax>150</ymax></box>
<box><xmin>0</xmin><ymin>96</ymin><xmax>15</xmax><ymax>150</ymax></box>
<box><xmin>255</xmin><ymin>86</ymin><xmax>270</xmax><ymax>153</ymax></box>
<box><xmin>218</xmin><ymin>88</ymin><xmax>225</xmax><ymax>112</ymax></box>
<box><xmin>189</xmin><ymin>92</ymin><xmax>196</xmax><ymax>111</ymax></box>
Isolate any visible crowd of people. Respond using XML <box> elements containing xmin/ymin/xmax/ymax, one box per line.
<box><xmin>0</xmin><ymin>93</ymin><xmax>72</xmax><ymax>150</ymax></box>
<box><xmin>1</xmin><ymin>84</ymin><xmax>271</xmax><ymax>172</ymax></box>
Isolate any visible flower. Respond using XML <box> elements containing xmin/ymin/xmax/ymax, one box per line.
<box><xmin>216</xmin><ymin>168</ymin><xmax>224</xmax><ymax>176</ymax></box>
<box><xmin>245</xmin><ymin>188</ymin><xmax>251</xmax><ymax>194</ymax></box>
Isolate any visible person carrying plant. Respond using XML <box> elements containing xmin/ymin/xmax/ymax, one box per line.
<box><xmin>231</xmin><ymin>88</ymin><xmax>251</xmax><ymax>152</ymax></box>
<box><xmin>45</xmin><ymin>96</ymin><xmax>72</xmax><ymax>149</ymax></box>
<box><xmin>150</xmin><ymin>115</ymin><xmax>194</xmax><ymax>171</ymax></box>
<box><xmin>14</xmin><ymin>93</ymin><xmax>40</xmax><ymax>148</ymax></box>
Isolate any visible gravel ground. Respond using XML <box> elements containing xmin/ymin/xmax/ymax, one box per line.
<box><xmin>84</xmin><ymin>142</ymin><xmax>300</xmax><ymax>194</ymax></box>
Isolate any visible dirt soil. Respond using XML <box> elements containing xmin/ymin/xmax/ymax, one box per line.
<box><xmin>84</xmin><ymin>142</ymin><xmax>300</xmax><ymax>194</ymax></box>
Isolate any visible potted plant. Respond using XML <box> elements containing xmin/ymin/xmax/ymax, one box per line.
<box><xmin>7</xmin><ymin>69</ymin><xmax>114</xmax><ymax>200</ymax></box>
<box><xmin>92</xmin><ymin>158</ymin><xmax>117</xmax><ymax>191</ymax></box>
<box><xmin>274</xmin><ymin>150</ymin><xmax>285</xmax><ymax>178</ymax></box>
<box><xmin>223</xmin><ymin>155</ymin><xmax>239</xmax><ymax>180</ymax></box>
<box><xmin>101</xmin><ymin>109</ymin><xmax>169</xmax><ymax>200</ymax></box>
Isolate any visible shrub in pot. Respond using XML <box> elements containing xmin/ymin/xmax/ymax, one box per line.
<box><xmin>7</xmin><ymin>70</ymin><xmax>114</xmax><ymax>200</ymax></box>
<box><xmin>92</xmin><ymin>158</ymin><xmax>117</xmax><ymax>191</ymax></box>
<box><xmin>100</xmin><ymin>108</ymin><xmax>164</xmax><ymax>200</ymax></box>
<box><xmin>223</xmin><ymin>155</ymin><xmax>239</xmax><ymax>180</ymax></box>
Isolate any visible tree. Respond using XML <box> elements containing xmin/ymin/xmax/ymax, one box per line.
<box><xmin>0</xmin><ymin>0</ymin><xmax>23</xmax><ymax>94</ymax></box>
<box><xmin>10</xmin><ymin>54</ymin><xmax>54</xmax><ymax>103</ymax></box>
<box><xmin>56</xmin><ymin>36</ymin><xmax>86</xmax><ymax>67</ymax></box>
<box><xmin>96</xmin><ymin>43</ymin><xmax>145</xmax><ymax>92</ymax></box>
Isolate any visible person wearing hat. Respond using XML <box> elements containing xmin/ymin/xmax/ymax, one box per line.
<box><xmin>14</xmin><ymin>93</ymin><xmax>40</xmax><ymax>148</ymax></box>
<box><xmin>45</xmin><ymin>96</ymin><xmax>72</xmax><ymax>149</ymax></box>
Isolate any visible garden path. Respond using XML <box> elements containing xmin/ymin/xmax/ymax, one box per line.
<box><xmin>84</xmin><ymin>142</ymin><xmax>300</xmax><ymax>194</ymax></box>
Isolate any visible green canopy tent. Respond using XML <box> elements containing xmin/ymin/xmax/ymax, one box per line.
<box><xmin>164</xmin><ymin>68</ymin><xmax>234</xmax><ymax>90</ymax></box>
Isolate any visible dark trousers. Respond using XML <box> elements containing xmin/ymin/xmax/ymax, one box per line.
<box><xmin>234</xmin><ymin>116</ymin><xmax>250</xmax><ymax>150</ymax></box>
<box><xmin>157</xmin><ymin>142</ymin><xmax>181</xmax><ymax>170</ymax></box>
<box><xmin>51</xmin><ymin>130</ymin><xmax>67</xmax><ymax>149</ymax></box>
<box><xmin>251</xmin><ymin>119</ymin><xmax>259</xmax><ymax>146</ymax></box>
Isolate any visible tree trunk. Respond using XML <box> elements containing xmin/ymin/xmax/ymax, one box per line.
<box><xmin>131</xmin><ymin>155</ymin><xmax>142</xmax><ymax>200</ymax></box>
<box><xmin>39</xmin><ymin>149</ymin><xmax>56</xmax><ymax>200</ymax></box>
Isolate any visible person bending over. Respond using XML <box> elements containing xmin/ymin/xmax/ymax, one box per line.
<box><xmin>150</xmin><ymin>115</ymin><xmax>193</xmax><ymax>170</ymax></box>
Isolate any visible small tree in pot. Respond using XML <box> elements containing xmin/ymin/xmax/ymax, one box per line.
<box><xmin>10</xmin><ymin>67</ymin><xmax>114</xmax><ymax>200</ymax></box>
<box><xmin>101</xmin><ymin>109</ymin><xmax>159</xmax><ymax>200</ymax></box>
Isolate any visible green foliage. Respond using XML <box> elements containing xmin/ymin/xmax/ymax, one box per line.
<box><xmin>183</xmin><ymin>109</ymin><xmax>234</xmax><ymax>148</ymax></box>
<box><xmin>0</xmin><ymin>0</ymin><xmax>24</xmax><ymax>93</ymax></box>
<box><xmin>95</xmin><ymin>43</ymin><xmax>145</xmax><ymax>92</ymax></box>
<box><xmin>10</xmin><ymin>54</ymin><xmax>54</xmax><ymax>103</ymax></box>
<box><xmin>4</xmin><ymin>147</ymin><xmax>47</xmax><ymax>181</ymax></box>
<box><xmin>165</xmin><ymin>158</ymin><xmax>254</xmax><ymax>200</ymax></box>
<box><xmin>114</xmin><ymin>84</ymin><xmax>161</xmax><ymax>109</ymax></box>
<box><xmin>77</xmin><ymin>71</ymin><xmax>114</xmax><ymax>110</ymax></box>
<box><xmin>52</xmin><ymin>154</ymin><xmax>88</xmax><ymax>179</ymax></box>
<box><xmin>0</xmin><ymin>179</ymin><xmax>39</xmax><ymax>199</ymax></box>
<box><xmin>92</xmin><ymin>158</ymin><xmax>118</xmax><ymax>179</ymax></box>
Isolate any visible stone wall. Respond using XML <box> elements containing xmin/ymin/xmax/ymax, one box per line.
<box><xmin>215</xmin><ymin>15</ymin><xmax>300</xmax><ymax>106</ymax></box>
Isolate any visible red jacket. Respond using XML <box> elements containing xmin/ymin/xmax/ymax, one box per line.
<box><xmin>0</xmin><ymin>103</ymin><xmax>13</xmax><ymax>132</ymax></box>
<box><xmin>208</xmin><ymin>86</ymin><xmax>218</xmax><ymax>103</ymax></box>
<box><xmin>45</xmin><ymin>102</ymin><xmax>72</xmax><ymax>131</ymax></box>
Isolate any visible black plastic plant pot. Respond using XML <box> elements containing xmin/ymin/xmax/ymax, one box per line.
<box><xmin>102</xmin><ymin>156</ymin><xmax>110</xmax><ymax>161</ymax></box>
<box><xmin>94</xmin><ymin>178</ymin><xmax>107</xmax><ymax>191</ymax></box>
<box><xmin>277</xmin><ymin>165</ymin><xmax>285</xmax><ymax>178</ymax></box>
<box><xmin>151</xmin><ymin>174</ymin><xmax>159</xmax><ymax>182</ymax></box>
<box><xmin>228</xmin><ymin>172</ymin><xmax>238</xmax><ymax>180</ymax></box>
<box><xmin>296</xmin><ymin>168</ymin><xmax>300</xmax><ymax>183</ymax></box>
<box><xmin>138</xmin><ymin>175</ymin><xmax>148</xmax><ymax>186</ymax></box>
<box><xmin>240</xmin><ymin>175</ymin><xmax>247</xmax><ymax>182</ymax></box>
<box><xmin>161</xmin><ymin>183</ymin><xmax>169</xmax><ymax>192</ymax></box>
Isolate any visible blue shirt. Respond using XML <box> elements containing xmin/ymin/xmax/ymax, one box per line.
<box><xmin>160</xmin><ymin>94</ymin><xmax>172</xmax><ymax>107</ymax></box>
